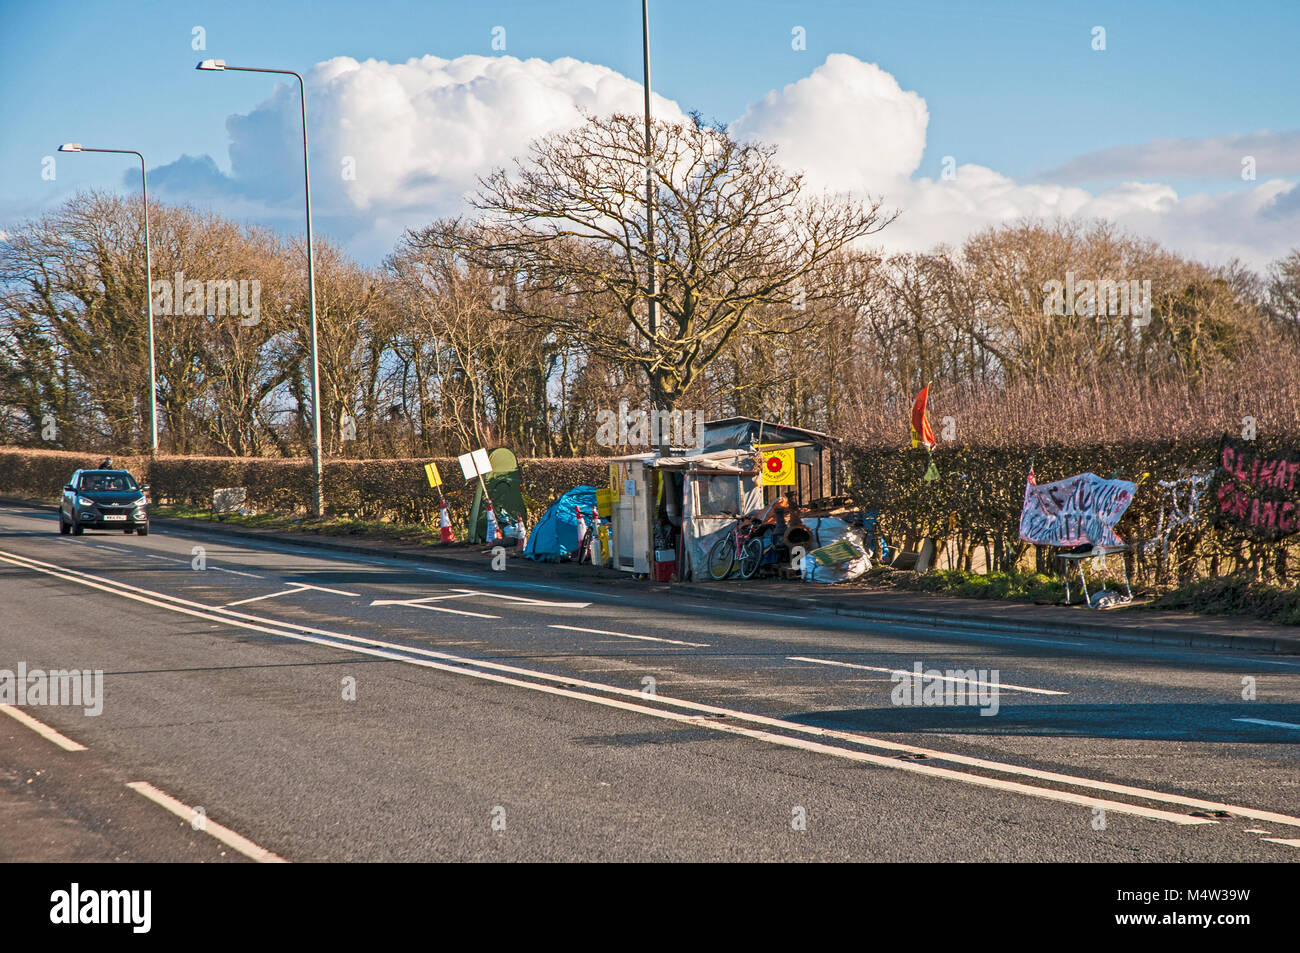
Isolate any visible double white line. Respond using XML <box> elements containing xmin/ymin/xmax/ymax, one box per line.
<box><xmin>4</xmin><ymin>545</ymin><xmax>1299</xmax><ymax>835</ymax></box>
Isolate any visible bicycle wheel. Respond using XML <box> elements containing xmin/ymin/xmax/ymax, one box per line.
<box><xmin>739</xmin><ymin>537</ymin><xmax>764</xmax><ymax>579</ymax></box>
<box><xmin>707</xmin><ymin>534</ymin><xmax>736</xmax><ymax>580</ymax></box>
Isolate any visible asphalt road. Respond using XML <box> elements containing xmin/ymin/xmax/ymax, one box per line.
<box><xmin>1</xmin><ymin>502</ymin><xmax>1298</xmax><ymax>862</ymax></box>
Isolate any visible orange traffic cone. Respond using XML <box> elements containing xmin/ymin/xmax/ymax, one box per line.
<box><xmin>516</xmin><ymin>517</ymin><xmax>528</xmax><ymax>554</ymax></box>
<box><xmin>439</xmin><ymin>500</ymin><xmax>455</xmax><ymax>543</ymax></box>
<box><xmin>485</xmin><ymin>502</ymin><xmax>501</xmax><ymax>542</ymax></box>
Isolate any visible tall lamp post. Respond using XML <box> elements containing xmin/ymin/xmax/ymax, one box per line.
<box><xmin>197</xmin><ymin>58</ymin><xmax>324</xmax><ymax>517</ymax></box>
<box><xmin>58</xmin><ymin>143</ymin><xmax>158</xmax><ymax>454</ymax></box>
<box><xmin>641</xmin><ymin>0</ymin><xmax>657</xmax><ymax>344</ymax></box>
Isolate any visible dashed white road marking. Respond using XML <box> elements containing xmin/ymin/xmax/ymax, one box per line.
<box><xmin>1262</xmin><ymin>837</ymin><xmax>1300</xmax><ymax>849</ymax></box>
<box><xmin>450</xmin><ymin>588</ymin><xmax>590</xmax><ymax>608</ymax></box>
<box><xmin>225</xmin><ymin>587</ymin><xmax>309</xmax><ymax>607</ymax></box>
<box><xmin>224</xmin><ymin>581</ymin><xmax>361</xmax><ymax>607</ymax></box>
<box><xmin>288</xmin><ymin>582</ymin><xmax>360</xmax><ymax>597</ymax></box>
<box><xmin>5</xmin><ymin>545</ymin><xmax>1298</xmax><ymax>831</ymax></box>
<box><xmin>550</xmin><ymin>624</ymin><xmax>709</xmax><ymax>648</ymax></box>
<box><xmin>1233</xmin><ymin>717</ymin><xmax>1300</xmax><ymax>730</ymax></box>
<box><xmin>0</xmin><ymin>704</ymin><xmax>87</xmax><ymax>752</ymax></box>
<box><xmin>368</xmin><ymin>594</ymin><xmax>500</xmax><ymax>618</ymax></box>
<box><xmin>126</xmin><ymin>781</ymin><xmax>286</xmax><ymax>863</ymax></box>
<box><xmin>789</xmin><ymin>656</ymin><xmax>1068</xmax><ymax>695</ymax></box>
<box><xmin>209</xmin><ymin>566</ymin><xmax>266</xmax><ymax>579</ymax></box>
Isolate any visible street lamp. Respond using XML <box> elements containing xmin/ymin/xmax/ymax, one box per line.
<box><xmin>58</xmin><ymin>142</ymin><xmax>158</xmax><ymax>455</ymax></box>
<box><xmin>641</xmin><ymin>1</ymin><xmax>657</xmax><ymax>343</ymax></box>
<box><xmin>197</xmin><ymin>58</ymin><xmax>324</xmax><ymax>517</ymax></box>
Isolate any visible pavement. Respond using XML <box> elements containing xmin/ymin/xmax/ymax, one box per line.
<box><xmin>1</xmin><ymin>497</ymin><xmax>1298</xmax><ymax>863</ymax></box>
<box><xmin>141</xmin><ymin>506</ymin><xmax>1300</xmax><ymax>656</ymax></box>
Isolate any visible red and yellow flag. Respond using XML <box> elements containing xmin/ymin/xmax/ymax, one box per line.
<box><xmin>910</xmin><ymin>385</ymin><xmax>936</xmax><ymax>450</ymax></box>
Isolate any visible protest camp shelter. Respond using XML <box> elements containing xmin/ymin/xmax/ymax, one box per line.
<box><xmin>607</xmin><ymin>417</ymin><xmax>841</xmax><ymax>579</ymax></box>
<box><xmin>702</xmin><ymin>417</ymin><xmax>842</xmax><ymax>507</ymax></box>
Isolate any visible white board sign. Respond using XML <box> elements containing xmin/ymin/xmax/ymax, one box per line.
<box><xmin>458</xmin><ymin>447</ymin><xmax>494</xmax><ymax>479</ymax></box>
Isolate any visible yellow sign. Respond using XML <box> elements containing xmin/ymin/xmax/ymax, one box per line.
<box><xmin>424</xmin><ymin>462</ymin><xmax>442</xmax><ymax>488</ymax></box>
<box><xmin>595</xmin><ymin>487</ymin><xmax>612</xmax><ymax>518</ymax></box>
<box><xmin>760</xmin><ymin>447</ymin><xmax>795</xmax><ymax>486</ymax></box>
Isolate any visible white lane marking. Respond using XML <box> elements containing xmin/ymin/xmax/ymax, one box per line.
<box><xmin>145</xmin><ymin>553</ymin><xmax>186</xmax><ymax>563</ymax></box>
<box><xmin>209</xmin><ymin>566</ymin><xmax>266</xmax><ymax>579</ymax></box>
<box><xmin>224</xmin><ymin>587</ymin><xmax>308</xmax><ymax>608</ymax></box>
<box><xmin>90</xmin><ymin>543</ymin><xmax>133</xmax><ymax>554</ymax></box>
<box><xmin>370</xmin><ymin>593</ymin><xmax>478</xmax><ymax>605</ymax></box>
<box><xmin>550</xmin><ymin>624</ymin><xmax>709</xmax><ymax>648</ymax></box>
<box><xmin>287</xmin><ymin>582</ymin><xmax>360</xmax><ymax>597</ymax></box>
<box><xmin>789</xmin><ymin>656</ymin><xmax>1068</xmax><ymax>695</ymax></box>
<box><xmin>1245</xmin><ymin>829</ymin><xmax>1271</xmax><ymax>834</ymax></box>
<box><xmin>1233</xmin><ymin>717</ymin><xmax>1300</xmax><ymax>730</ymax></box>
<box><xmin>1262</xmin><ymin>838</ymin><xmax>1300</xmax><ymax>848</ymax></box>
<box><xmin>0</xmin><ymin>546</ymin><xmax>1290</xmax><ymax>829</ymax></box>
<box><xmin>224</xmin><ymin>581</ymin><xmax>361</xmax><ymax>608</ymax></box>
<box><xmin>125</xmin><ymin>781</ymin><xmax>286</xmax><ymax>863</ymax></box>
<box><xmin>683</xmin><ymin>604</ymin><xmax>1089</xmax><ymax>646</ymax></box>
<box><xmin>450</xmin><ymin>588</ymin><xmax>591</xmax><ymax>608</ymax></box>
<box><xmin>367</xmin><ymin>595</ymin><xmax>499</xmax><ymax>618</ymax></box>
<box><xmin>0</xmin><ymin>704</ymin><xmax>88</xmax><ymax>752</ymax></box>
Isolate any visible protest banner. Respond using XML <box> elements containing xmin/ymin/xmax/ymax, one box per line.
<box><xmin>1209</xmin><ymin>435</ymin><xmax>1300</xmax><ymax>539</ymax></box>
<box><xmin>1018</xmin><ymin>472</ymin><xmax>1136</xmax><ymax>548</ymax></box>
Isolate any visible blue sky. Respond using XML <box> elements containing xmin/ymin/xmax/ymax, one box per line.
<box><xmin>3</xmin><ymin>0</ymin><xmax>1297</xmax><ymax>266</ymax></box>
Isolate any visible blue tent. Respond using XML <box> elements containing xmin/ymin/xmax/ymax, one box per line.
<box><xmin>525</xmin><ymin>485</ymin><xmax>597</xmax><ymax>561</ymax></box>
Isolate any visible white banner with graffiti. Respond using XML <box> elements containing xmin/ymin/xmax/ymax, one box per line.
<box><xmin>1018</xmin><ymin>472</ymin><xmax>1136</xmax><ymax>548</ymax></box>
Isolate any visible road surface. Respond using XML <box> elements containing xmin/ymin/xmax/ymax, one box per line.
<box><xmin>1</xmin><ymin>502</ymin><xmax>1297</xmax><ymax>862</ymax></box>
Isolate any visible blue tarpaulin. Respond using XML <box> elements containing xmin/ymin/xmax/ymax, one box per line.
<box><xmin>524</xmin><ymin>485</ymin><xmax>597</xmax><ymax>561</ymax></box>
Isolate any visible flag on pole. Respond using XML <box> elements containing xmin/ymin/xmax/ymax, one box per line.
<box><xmin>910</xmin><ymin>384</ymin><xmax>936</xmax><ymax>450</ymax></box>
<box><xmin>424</xmin><ymin>462</ymin><xmax>442</xmax><ymax>488</ymax></box>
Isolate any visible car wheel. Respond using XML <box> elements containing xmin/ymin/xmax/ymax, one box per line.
<box><xmin>59</xmin><ymin>514</ymin><xmax>70</xmax><ymax>535</ymax></box>
<box><xmin>123</xmin><ymin>528</ymin><xmax>133</xmax><ymax>534</ymax></box>
<box><xmin>72</xmin><ymin>522</ymin><xmax>84</xmax><ymax>535</ymax></box>
<box><xmin>136</xmin><ymin>525</ymin><xmax>149</xmax><ymax>536</ymax></box>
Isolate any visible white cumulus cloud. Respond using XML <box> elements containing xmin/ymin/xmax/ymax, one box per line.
<box><xmin>149</xmin><ymin>51</ymin><xmax>1298</xmax><ymax>270</ymax></box>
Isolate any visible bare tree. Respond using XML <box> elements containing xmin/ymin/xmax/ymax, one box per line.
<box><xmin>416</xmin><ymin>112</ymin><xmax>895</xmax><ymax>409</ymax></box>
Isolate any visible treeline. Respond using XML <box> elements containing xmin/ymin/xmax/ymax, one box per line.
<box><xmin>2</xmin><ymin>114</ymin><xmax>1299</xmax><ymax>457</ymax></box>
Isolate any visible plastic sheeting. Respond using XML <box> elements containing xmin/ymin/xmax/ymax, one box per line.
<box><xmin>800</xmin><ymin>518</ymin><xmax>871</xmax><ymax>584</ymax></box>
<box><xmin>681</xmin><ymin>469</ymin><xmax>764</xmax><ymax>579</ymax></box>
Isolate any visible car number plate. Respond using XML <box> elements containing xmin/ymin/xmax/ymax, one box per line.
<box><xmin>104</xmin><ymin>514</ymin><xmax>127</xmax><ymax>521</ymax></box>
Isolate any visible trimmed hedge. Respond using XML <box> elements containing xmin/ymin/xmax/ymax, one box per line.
<box><xmin>842</xmin><ymin>437</ymin><xmax>1300</xmax><ymax>589</ymax></box>
<box><xmin>0</xmin><ymin>447</ymin><xmax>608</xmax><ymax>524</ymax></box>
<box><xmin>0</xmin><ymin>448</ymin><xmax>153</xmax><ymax>502</ymax></box>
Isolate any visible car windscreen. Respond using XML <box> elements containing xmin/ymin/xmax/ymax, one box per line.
<box><xmin>79</xmin><ymin>472</ymin><xmax>139</xmax><ymax>492</ymax></box>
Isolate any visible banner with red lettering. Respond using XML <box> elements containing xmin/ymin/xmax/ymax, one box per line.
<box><xmin>1209</xmin><ymin>435</ymin><xmax>1300</xmax><ymax>539</ymax></box>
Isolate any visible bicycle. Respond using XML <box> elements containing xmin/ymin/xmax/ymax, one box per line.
<box><xmin>706</xmin><ymin>515</ymin><xmax>776</xmax><ymax>580</ymax></box>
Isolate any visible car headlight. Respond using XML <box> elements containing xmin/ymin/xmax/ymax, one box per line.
<box><xmin>76</xmin><ymin>496</ymin><xmax>96</xmax><ymax>507</ymax></box>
